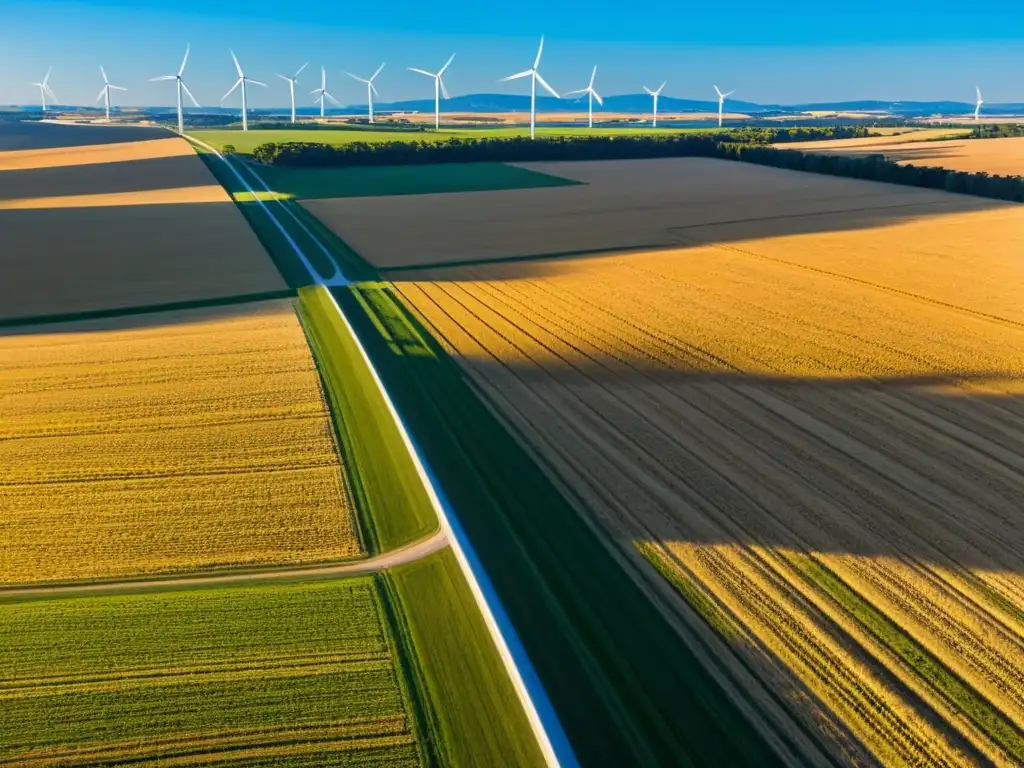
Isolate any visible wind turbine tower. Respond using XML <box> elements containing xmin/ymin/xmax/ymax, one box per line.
<box><xmin>500</xmin><ymin>36</ymin><xmax>559</xmax><ymax>139</ymax></box>
<box><xmin>310</xmin><ymin>67</ymin><xmax>340</xmax><ymax>118</ymax></box>
<box><xmin>96</xmin><ymin>67</ymin><xmax>127</xmax><ymax>122</ymax></box>
<box><xmin>566</xmin><ymin>66</ymin><xmax>603</xmax><ymax>128</ymax></box>
<box><xmin>643</xmin><ymin>81</ymin><xmax>666</xmax><ymax>127</ymax></box>
<box><xmin>346</xmin><ymin>64</ymin><xmax>385</xmax><ymax>123</ymax></box>
<box><xmin>31</xmin><ymin>68</ymin><xmax>57</xmax><ymax>112</ymax></box>
<box><xmin>150</xmin><ymin>46</ymin><xmax>200</xmax><ymax>135</ymax></box>
<box><xmin>408</xmin><ymin>54</ymin><xmax>455</xmax><ymax>130</ymax></box>
<box><xmin>714</xmin><ymin>85</ymin><xmax>736</xmax><ymax>127</ymax></box>
<box><xmin>277</xmin><ymin>62</ymin><xmax>308</xmax><ymax>123</ymax></box>
<box><xmin>974</xmin><ymin>87</ymin><xmax>983</xmax><ymax>121</ymax></box>
<box><xmin>223</xmin><ymin>50</ymin><xmax>267</xmax><ymax>131</ymax></box>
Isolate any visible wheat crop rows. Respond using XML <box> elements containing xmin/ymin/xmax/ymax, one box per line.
<box><xmin>389</xmin><ymin>167</ymin><xmax>1024</xmax><ymax>767</ymax></box>
<box><xmin>0</xmin><ymin>300</ymin><xmax>361</xmax><ymax>584</ymax></box>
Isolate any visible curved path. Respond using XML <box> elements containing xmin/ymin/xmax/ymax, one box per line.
<box><xmin>0</xmin><ymin>529</ymin><xmax>448</xmax><ymax>600</ymax></box>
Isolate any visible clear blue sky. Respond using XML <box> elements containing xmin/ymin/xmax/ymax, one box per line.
<box><xmin>2</xmin><ymin>0</ymin><xmax>1021</xmax><ymax>108</ymax></box>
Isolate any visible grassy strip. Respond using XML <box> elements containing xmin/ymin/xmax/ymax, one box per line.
<box><xmin>193</xmin><ymin>147</ymin><xmax>313</xmax><ymax>288</ymax></box>
<box><xmin>636</xmin><ymin>542</ymin><xmax>742</xmax><ymax>642</ymax></box>
<box><xmin>0</xmin><ymin>580</ymin><xmax>419</xmax><ymax>765</ymax></box>
<box><xmin>295</xmin><ymin>285</ymin><xmax>438</xmax><ymax>555</ymax></box>
<box><xmin>0</xmin><ymin>288</ymin><xmax>296</xmax><ymax>329</ymax></box>
<box><xmin>249</xmin><ymin>162</ymin><xmax>579</xmax><ymax>200</ymax></box>
<box><xmin>382</xmin><ymin>548</ymin><xmax>545</xmax><ymax>767</ymax></box>
<box><xmin>337</xmin><ymin>282</ymin><xmax>785</xmax><ymax>767</ymax></box>
<box><xmin>784</xmin><ymin>552</ymin><xmax>1024</xmax><ymax>763</ymax></box>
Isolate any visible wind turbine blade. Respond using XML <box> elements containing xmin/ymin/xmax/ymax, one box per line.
<box><xmin>535</xmin><ymin>72</ymin><xmax>559</xmax><ymax>98</ymax></box>
<box><xmin>180</xmin><ymin>81</ymin><xmax>200</xmax><ymax>107</ymax></box>
<box><xmin>295</xmin><ymin>61</ymin><xmax>308</xmax><ymax>78</ymax></box>
<box><xmin>110</xmin><ymin>85</ymin><xmax>127</xmax><ymax>91</ymax></box>
<box><xmin>278</xmin><ymin>74</ymin><xmax>291</xmax><ymax>82</ymax></box>
<box><xmin>643</xmin><ymin>86</ymin><xmax>654</xmax><ymax>95</ymax></box>
<box><xmin>309</xmin><ymin>88</ymin><xmax>323</xmax><ymax>96</ymax></box>
<box><xmin>230</xmin><ymin>50</ymin><xmax>244</xmax><ymax>78</ymax></box>
<box><xmin>370</xmin><ymin>82</ymin><xmax>380</xmax><ymax>97</ymax></box>
<box><xmin>371</xmin><ymin>62</ymin><xmax>385</xmax><ymax>81</ymax></box>
<box><xmin>100</xmin><ymin>65</ymin><xmax>109</xmax><ymax>84</ymax></box>
<box><xmin>326</xmin><ymin>92</ymin><xmax>341</xmax><ymax>106</ymax></box>
<box><xmin>150</xmin><ymin>75</ymin><xmax>176</xmax><ymax>81</ymax></box>
<box><xmin>179</xmin><ymin>45</ymin><xmax>190</xmax><ymax>76</ymax></box>
<box><xmin>222</xmin><ymin>79</ymin><xmax>241</xmax><ymax>102</ymax></box>
<box><xmin>976</xmin><ymin>86</ymin><xmax>982</xmax><ymax>103</ymax></box>
<box><xmin>657</xmin><ymin>81</ymin><xmax>666</xmax><ymax>94</ymax></box>
<box><xmin>724</xmin><ymin>90</ymin><xmax>736</xmax><ymax>98</ymax></box>
<box><xmin>589</xmin><ymin>65</ymin><xmax>597</xmax><ymax>89</ymax></box>
<box><xmin>43</xmin><ymin>67</ymin><xmax>52</xmax><ymax>86</ymax></box>
<box><xmin>345</xmin><ymin>72</ymin><xmax>366</xmax><ymax>83</ymax></box>
<box><xmin>534</xmin><ymin>36</ymin><xmax>545</xmax><ymax>69</ymax></box>
<box><xmin>96</xmin><ymin>87</ymin><xmax>107</xmax><ymax>103</ymax></box>
<box><xmin>248</xmin><ymin>78</ymin><xmax>268</xmax><ymax>87</ymax></box>
<box><xmin>714</xmin><ymin>85</ymin><xmax>723</xmax><ymax>97</ymax></box>
<box><xmin>500</xmin><ymin>70</ymin><xmax>533</xmax><ymax>82</ymax></box>
<box><xmin>439</xmin><ymin>77</ymin><xmax>450</xmax><ymax>100</ymax></box>
<box><xmin>593</xmin><ymin>90</ymin><xmax>604</xmax><ymax>106</ymax></box>
<box><xmin>407</xmin><ymin>67</ymin><xmax>434</xmax><ymax>77</ymax></box>
<box><xmin>440</xmin><ymin>53</ymin><xmax>455</xmax><ymax>74</ymax></box>
<box><xmin>45</xmin><ymin>86</ymin><xmax>58</xmax><ymax>103</ymax></box>
<box><xmin>565</xmin><ymin>88</ymin><xmax>587</xmax><ymax>96</ymax></box>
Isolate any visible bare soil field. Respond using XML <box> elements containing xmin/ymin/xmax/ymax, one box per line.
<box><xmin>378</xmin><ymin>159</ymin><xmax>1024</xmax><ymax>766</ymax></box>
<box><xmin>0</xmin><ymin>300</ymin><xmax>361</xmax><ymax>585</ymax></box>
<box><xmin>0</xmin><ymin>132</ymin><xmax>282</xmax><ymax>321</ymax></box>
<box><xmin>781</xmin><ymin>134</ymin><xmax>1024</xmax><ymax>176</ymax></box>
<box><xmin>308</xmin><ymin>157</ymin><xmax>1011</xmax><ymax>271</ymax></box>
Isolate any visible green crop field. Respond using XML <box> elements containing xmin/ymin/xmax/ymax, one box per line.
<box><xmin>253</xmin><ymin>161</ymin><xmax>579</xmax><ymax>200</ymax></box>
<box><xmin>0</xmin><ymin>579</ymin><xmax>422</xmax><ymax>766</ymax></box>
<box><xmin>382</xmin><ymin>549</ymin><xmax>546</xmax><ymax>768</ymax></box>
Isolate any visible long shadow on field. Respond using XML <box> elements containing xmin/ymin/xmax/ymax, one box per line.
<box><xmin>0</xmin><ymin>121</ymin><xmax>169</xmax><ymax>152</ymax></box>
<box><xmin>0</xmin><ymin>154</ymin><xmax>220</xmax><ymax>200</ymax></box>
<box><xmin>0</xmin><ymin>200</ymin><xmax>286</xmax><ymax>325</ymax></box>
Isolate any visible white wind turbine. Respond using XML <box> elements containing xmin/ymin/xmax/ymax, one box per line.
<box><xmin>643</xmin><ymin>81</ymin><xmax>666</xmax><ymax>127</ymax></box>
<box><xmin>408</xmin><ymin>54</ymin><xmax>455</xmax><ymax>130</ymax></box>
<box><xmin>277</xmin><ymin>62</ymin><xmax>308</xmax><ymax>123</ymax></box>
<box><xmin>566</xmin><ymin>66</ymin><xmax>603</xmax><ymax>128</ymax></box>
<box><xmin>346</xmin><ymin>63</ymin><xmax>385</xmax><ymax>123</ymax></box>
<box><xmin>974</xmin><ymin>86</ymin><xmax>983</xmax><ymax>121</ymax></box>
<box><xmin>150</xmin><ymin>45</ymin><xmax>200</xmax><ymax>135</ymax></box>
<box><xmin>714</xmin><ymin>84</ymin><xmax>735</xmax><ymax>127</ymax></box>
<box><xmin>222</xmin><ymin>50</ymin><xmax>267</xmax><ymax>131</ymax></box>
<box><xmin>31</xmin><ymin>68</ymin><xmax>57</xmax><ymax>112</ymax></box>
<box><xmin>500</xmin><ymin>36</ymin><xmax>559</xmax><ymax>139</ymax></box>
<box><xmin>309</xmin><ymin>67</ymin><xmax>340</xmax><ymax>118</ymax></box>
<box><xmin>96</xmin><ymin>66</ymin><xmax>127</xmax><ymax>122</ymax></box>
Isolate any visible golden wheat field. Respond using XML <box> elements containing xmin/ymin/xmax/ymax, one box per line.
<box><xmin>0</xmin><ymin>300</ymin><xmax>361</xmax><ymax>584</ymax></box>
<box><xmin>0</xmin><ymin>132</ymin><xmax>283</xmax><ymax>321</ymax></box>
<box><xmin>382</xmin><ymin>159</ymin><xmax>1024</xmax><ymax>767</ymax></box>
<box><xmin>781</xmin><ymin>134</ymin><xmax>1024</xmax><ymax>176</ymax></box>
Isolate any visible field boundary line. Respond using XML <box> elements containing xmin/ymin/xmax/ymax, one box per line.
<box><xmin>188</xmin><ymin>132</ymin><xmax>576</xmax><ymax>768</ymax></box>
<box><xmin>0</xmin><ymin>530</ymin><xmax>449</xmax><ymax>599</ymax></box>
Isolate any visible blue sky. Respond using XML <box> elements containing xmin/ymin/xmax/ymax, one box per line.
<box><xmin>2</xmin><ymin>1</ymin><xmax>1021</xmax><ymax>108</ymax></box>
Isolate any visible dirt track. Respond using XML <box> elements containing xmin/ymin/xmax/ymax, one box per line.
<box><xmin>388</xmin><ymin>159</ymin><xmax>1024</xmax><ymax>766</ymax></box>
<box><xmin>0</xmin><ymin>126</ymin><xmax>282</xmax><ymax>321</ymax></box>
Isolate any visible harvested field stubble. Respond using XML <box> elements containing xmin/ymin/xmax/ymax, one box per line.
<box><xmin>0</xmin><ymin>134</ymin><xmax>282</xmax><ymax>321</ymax></box>
<box><xmin>780</xmin><ymin>135</ymin><xmax>1024</xmax><ymax>176</ymax></box>
<box><xmin>0</xmin><ymin>301</ymin><xmax>361</xmax><ymax>584</ymax></box>
<box><xmin>387</xmin><ymin>161</ymin><xmax>1024</xmax><ymax>766</ymax></box>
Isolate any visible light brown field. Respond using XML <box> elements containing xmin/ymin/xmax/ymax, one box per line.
<box><xmin>781</xmin><ymin>134</ymin><xmax>1024</xmax><ymax>176</ymax></box>
<box><xmin>306</xmin><ymin>156</ymin><xmax>1014</xmax><ymax>271</ymax></box>
<box><xmin>0</xmin><ymin>300</ymin><xmax>361</xmax><ymax>585</ymax></box>
<box><xmin>373</xmin><ymin>159</ymin><xmax>1024</xmax><ymax>766</ymax></box>
<box><xmin>0</xmin><ymin>131</ymin><xmax>283</xmax><ymax>321</ymax></box>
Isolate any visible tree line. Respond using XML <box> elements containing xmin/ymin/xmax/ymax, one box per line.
<box><xmin>251</xmin><ymin>130</ymin><xmax>1022</xmax><ymax>203</ymax></box>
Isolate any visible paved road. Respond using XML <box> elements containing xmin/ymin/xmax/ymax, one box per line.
<box><xmin>0</xmin><ymin>530</ymin><xmax>448</xmax><ymax>599</ymax></box>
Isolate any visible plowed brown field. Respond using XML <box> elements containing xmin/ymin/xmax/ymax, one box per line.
<box><xmin>381</xmin><ymin>159</ymin><xmax>1024</xmax><ymax>767</ymax></box>
<box><xmin>0</xmin><ymin>133</ymin><xmax>283</xmax><ymax>321</ymax></box>
<box><xmin>0</xmin><ymin>301</ymin><xmax>360</xmax><ymax>584</ymax></box>
<box><xmin>780</xmin><ymin>134</ymin><xmax>1024</xmax><ymax>176</ymax></box>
